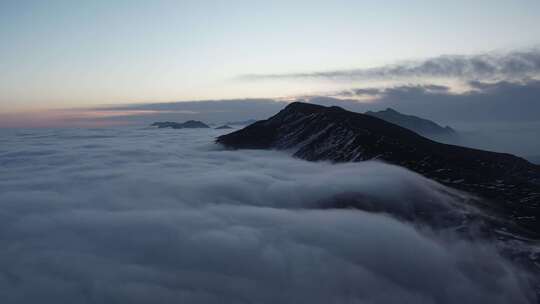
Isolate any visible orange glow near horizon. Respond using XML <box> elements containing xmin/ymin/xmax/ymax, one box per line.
<box><xmin>0</xmin><ymin>110</ymin><xmax>192</xmax><ymax>128</ymax></box>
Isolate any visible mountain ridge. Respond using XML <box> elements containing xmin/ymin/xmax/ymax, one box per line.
<box><xmin>365</xmin><ymin>107</ymin><xmax>457</xmax><ymax>140</ymax></box>
<box><xmin>217</xmin><ymin>102</ymin><xmax>540</xmax><ymax>233</ymax></box>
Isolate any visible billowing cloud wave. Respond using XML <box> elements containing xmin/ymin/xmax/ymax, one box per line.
<box><xmin>0</xmin><ymin>128</ymin><xmax>536</xmax><ymax>303</ymax></box>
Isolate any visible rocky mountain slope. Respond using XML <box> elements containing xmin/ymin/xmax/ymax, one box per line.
<box><xmin>217</xmin><ymin>102</ymin><xmax>540</xmax><ymax>235</ymax></box>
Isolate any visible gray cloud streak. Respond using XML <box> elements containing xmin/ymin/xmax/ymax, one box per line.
<box><xmin>87</xmin><ymin>99</ymin><xmax>287</xmax><ymax>126</ymax></box>
<box><xmin>240</xmin><ymin>49</ymin><xmax>540</xmax><ymax>81</ymax></box>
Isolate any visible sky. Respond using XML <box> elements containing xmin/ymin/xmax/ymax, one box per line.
<box><xmin>1</xmin><ymin>0</ymin><xmax>540</xmax><ymax>117</ymax></box>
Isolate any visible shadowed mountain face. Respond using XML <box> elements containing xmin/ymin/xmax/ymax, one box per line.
<box><xmin>365</xmin><ymin>108</ymin><xmax>457</xmax><ymax>141</ymax></box>
<box><xmin>217</xmin><ymin>102</ymin><xmax>540</xmax><ymax>233</ymax></box>
<box><xmin>151</xmin><ymin>120</ymin><xmax>210</xmax><ymax>129</ymax></box>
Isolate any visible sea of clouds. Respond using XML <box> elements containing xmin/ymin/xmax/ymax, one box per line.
<box><xmin>0</xmin><ymin>127</ymin><xmax>536</xmax><ymax>303</ymax></box>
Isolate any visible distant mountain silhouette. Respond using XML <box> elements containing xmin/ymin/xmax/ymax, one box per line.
<box><xmin>215</xmin><ymin>125</ymin><xmax>233</xmax><ymax>129</ymax></box>
<box><xmin>152</xmin><ymin>120</ymin><xmax>210</xmax><ymax>129</ymax></box>
<box><xmin>217</xmin><ymin>102</ymin><xmax>540</xmax><ymax>234</ymax></box>
<box><xmin>366</xmin><ymin>108</ymin><xmax>457</xmax><ymax>140</ymax></box>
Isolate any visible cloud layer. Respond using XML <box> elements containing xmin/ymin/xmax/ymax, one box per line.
<box><xmin>0</xmin><ymin>128</ymin><xmax>535</xmax><ymax>303</ymax></box>
<box><xmin>241</xmin><ymin>49</ymin><xmax>540</xmax><ymax>82</ymax></box>
<box><xmin>63</xmin><ymin>79</ymin><xmax>540</xmax><ymax>130</ymax></box>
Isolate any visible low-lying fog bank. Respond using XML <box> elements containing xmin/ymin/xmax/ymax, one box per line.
<box><xmin>0</xmin><ymin>128</ymin><xmax>536</xmax><ymax>303</ymax></box>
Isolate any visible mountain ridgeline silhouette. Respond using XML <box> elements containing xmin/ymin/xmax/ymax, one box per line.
<box><xmin>217</xmin><ymin>102</ymin><xmax>540</xmax><ymax>233</ymax></box>
<box><xmin>152</xmin><ymin>120</ymin><xmax>210</xmax><ymax>129</ymax></box>
<box><xmin>365</xmin><ymin>108</ymin><xmax>457</xmax><ymax>140</ymax></box>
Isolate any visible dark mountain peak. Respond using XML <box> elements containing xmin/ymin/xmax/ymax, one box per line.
<box><xmin>365</xmin><ymin>107</ymin><xmax>457</xmax><ymax>140</ymax></box>
<box><xmin>182</xmin><ymin>120</ymin><xmax>209</xmax><ymax>127</ymax></box>
<box><xmin>280</xmin><ymin>101</ymin><xmax>343</xmax><ymax>114</ymax></box>
<box><xmin>382</xmin><ymin>107</ymin><xmax>399</xmax><ymax>113</ymax></box>
<box><xmin>215</xmin><ymin>125</ymin><xmax>233</xmax><ymax>129</ymax></box>
<box><xmin>152</xmin><ymin>120</ymin><xmax>210</xmax><ymax>129</ymax></box>
<box><xmin>217</xmin><ymin>103</ymin><xmax>540</xmax><ymax>233</ymax></box>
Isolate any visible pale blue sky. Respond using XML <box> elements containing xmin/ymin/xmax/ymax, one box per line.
<box><xmin>1</xmin><ymin>0</ymin><xmax>539</xmax><ymax>112</ymax></box>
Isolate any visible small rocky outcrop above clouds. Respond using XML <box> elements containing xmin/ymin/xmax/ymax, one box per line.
<box><xmin>151</xmin><ymin>120</ymin><xmax>210</xmax><ymax>129</ymax></box>
<box><xmin>215</xmin><ymin>125</ymin><xmax>233</xmax><ymax>129</ymax></box>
